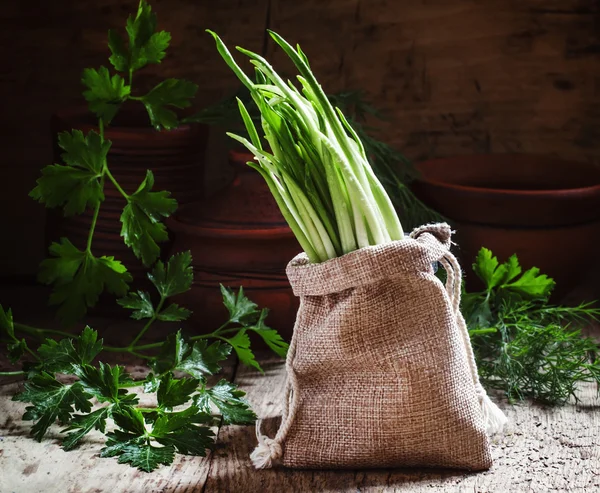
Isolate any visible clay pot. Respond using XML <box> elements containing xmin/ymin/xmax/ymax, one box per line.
<box><xmin>167</xmin><ymin>150</ymin><xmax>301</xmax><ymax>340</ymax></box>
<box><xmin>47</xmin><ymin>105</ymin><xmax>209</xmax><ymax>283</ymax></box>
<box><xmin>412</xmin><ymin>154</ymin><xmax>600</xmax><ymax>294</ymax></box>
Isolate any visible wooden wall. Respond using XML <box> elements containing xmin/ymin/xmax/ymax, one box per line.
<box><xmin>1</xmin><ymin>0</ymin><xmax>599</xmax><ymax>277</ymax></box>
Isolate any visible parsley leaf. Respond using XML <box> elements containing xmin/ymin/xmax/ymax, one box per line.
<box><xmin>220</xmin><ymin>285</ymin><xmax>260</xmax><ymax>326</ymax></box>
<box><xmin>81</xmin><ymin>67</ymin><xmax>130</xmax><ymax>124</ymax></box>
<box><xmin>38</xmin><ymin>238</ymin><xmax>132</xmax><ymax>324</ymax></box>
<box><xmin>157</xmin><ymin>303</ymin><xmax>191</xmax><ymax>322</ymax></box>
<box><xmin>101</xmin><ymin>429</ymin><xmax>145</xmax><ymax>458</ymax></box>
<box><xmin>102</xmin><ymin>404</ymin><xmax>181</xmax><ymax>472</ymax></box>
<box><xmin>247</xmin><ymin>309</ymin><xmax>288</xmax><ymax>358</ymax></box>
<box><xmin>8</xmin><ymin>339</ymin><xmax>28</xmax><ymax>364</ymax></box>
<box><xmin>141</xmin><ymin>79</ymin><xmax>198</xmax><ymax>130</ymax></box>
<box><xmin>195</xmin><ymin>379</ymin><xmax>256</xmax><ymax>425</ymax></box>
<box><xmin>109</xmin><ymin>0</ymin><xmax>171</xmax><ymax>74</ymax></box>
<box><xmin>151</xmin><ymin>331</ymin><xmax>231</xmax><ymax>378</ymax></box>
<box><xmin>126</xmin><ymin>0</ymin><xmax>170</xmax><ymax>71</ymax></box>
<box><xmin>62</xmin><ymin>407</ymin><xmax>109</xmax><ymax>450</ymax></box>
<box><xmin>0</xmin><ymin>304</ymin><xmax>14</xmax><ymax>338</ymax></box>
<box><xmin>112</xmin><ymin>405</ymin><xmax>146</xmax><ymax>434</ymax></box>
<box><xmin>107</xmin><ymin>29</ymin><xmax>129</xmax><ymax>72</ymax></box>
<box><xmin>38</xmin><ymin>326</ymin><xmax>103</xmax><ymax>374</ymax></box>
<box><xmin>113</xmin><ymin>442</ymin><xmax>175</xmax><ymax>472</ymax></box>
<box><xmin>177</xmin><ymin>340</ymin><xmax>231</xmax><ymax>378</ymax></box>
<box><xmin>156</xmin><ymin>373</ymin><xmax>200</xmax><ymax>409</ymax></box>
<box><xmin>120</xmin><ymin>170</ymin><xmax>177</xmax><ymax>267</ymax></box>
<box><xmin>225</xmin><ymin>330</ymin><xmax>262</xmax><ymax>372</ymax></box>
<box><xmin>117</xmin><ymin>290</ymin><xmax>155</xmax><ymax>320</ymax></box>
<box><xmin>503</xmin><ymin>266</ymin><xmax>555</xmax><ymax>300</ymax></box>
<box><xmin>0</xmin><ymin>305</ymin><xmax>27</xmax><ymax>364</ymax></box>
<box><xmin>30</xmin><ymin>130</ymin><xmax>108</xmax><ymax>216</ymax></box>
<box><xmin>472</xmin><ymin>247</ymin><xmax>555</xmax><ymax>300</ymax></box>
<box><xmin>151</xmin><ymin>406</ymin><xmax>214</xmax><ymax>456</ymax></box>
<box><xmin>12</xmin><ymin>373</ymin><xmax>93</xmax><ymax>441</ymax></box>
<box><xmin>75</xmin><ymin>362</ymin><xmax>138</xmax><ymax>405</ymax></box>
<box><xmin>148</xmin><ymin>251</ymin><xmax>193</xmax><ymax>298</ymax></box>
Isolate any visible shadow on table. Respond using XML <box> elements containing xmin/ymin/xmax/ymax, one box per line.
<box><xmin>191</xmin><ymin>417</ymin><xmax>474</xmax><ymax>493</ymax></box>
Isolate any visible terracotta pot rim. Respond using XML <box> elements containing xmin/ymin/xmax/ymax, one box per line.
<box><xmin>167</xmin><ymin>215</ymin><xmax>295</xmax><ymax>240</ymax></box>
<box><xmin>416</xmin><ymin>154</ymin><xmax>600</xmax><ymax>196</ymax></box>
<box><xmin>53</xmin><ymin>106</ymin><xmax>202</xmax><ymax>135</ymax></box>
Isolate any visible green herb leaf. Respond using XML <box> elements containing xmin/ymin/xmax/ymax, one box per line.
<box><xmin>81</xmin><ymin>67</ymin><xmax>130</xmax><ymax>124</ymax></box>
<box><xmin>472</xmin><ymin>247</ymin><xmax>506</xmax><ymax>291</ymax></box>
<box><xmin>13</xmin><ymin>373</ymin><xmax>92</xmax><ymax>441</ymax></box>
<box><xmin>141</xmin><ymin>79</ymin><xmax>198</xmax><ymax>130</ymax></box>
<box><xmin>157</xmin><ymin>303</ymin><xmax>191</xmax><ymax>322</ymax></box>
<box><xmin>502</xmin><ymin>266</ymin><xmax>555</xmax><ymax>300</ymax></box>
<box><xmin>151</xmin><ymin>406</ymin><xmax>214</xmax><ymax>455</ymax></box>
<box><xmin>157</xmin><ymin>373</ymin><xmax>200</xmax><ymax>409</ymax></box>
<box><xmin>195</xmin><ymin>379</ymin><xmax>256</xmax><ymax>425</ymax></box>
<box><xmin>75</xmin><ymin>362</ymin><xmax>138</xmax><ymax>405</ymax></box>
<box><xmin>101</xmin><ymin>429</ymin><xmax>145</xmax><ymax>457</ymax></box>
<box><xmin>113</xmin><ymin>442</ymin><xmax>174</xmax><ymax>472</ymax></box>
<box><xmin>38</xmin><ymin>238</ymin><xmax>132</xmax><ymax>324</ymax></box>
<box><xmin>108</xmin><ymin>29</ymin><xmax>129</xmax><ymax>72</ymax></box>
<box><xmin>220</xmin><ymin>285</ymin><xmax>260</xmax><ymax>326</ymax></box>
<box><xmin>38</xmin><ymin>326</ymin><xmax>103</xmax><ymax>374</ymax></box>
<box><xmin>143</xmin><ymin>373</ymin><xmax>160</xmax><ymax>393</ymax></box>
<box><xmin>62</xmin><ymin>407</ymin><xmax>109</xmax><ymax>450</ymax></box>
<box><xmin>117</xmin><ymin>290</ymin><xmax>155</xmax><ymax>320</ymax></box>
<box><xmin>247</xmin><ymin>309</ymin><xmax>288</xmax><ymax>358</ymax></box>
<box><xmin>148</xmin><ymin>251</ymin><xmax>193</xmax><ymax>298</ymax></box>
<box><xmin>225</xmin><ymin>330</ymin><xmax>262</xmax><ymax>372</ymax></box>
<box><xmin>120</xmin><ymin>170</ymin><xmax>177</xmax><ymax>266</ymax></box>
<box><xmin>30</xmin><ymin>130</ymin><xmax>109</xmax><ymax>216</ymax></box>
<box><xmin>150</xmin><ymin>330</ymin><xmax>231</xmax><ymax>378</ymax></box>
<box><xmin>112</xmin><ymin>405</ymin><xmax>147</xmax><ymax>434</ymax></box>
<box><xmin>0</xmin><ymin>305</ymin><xmax>25</xmax><ymax>363</ymax></box>
<box><xmin>126</xmin><ymin>0</ymin><xmax>170</xmax><ymax>71</ymax></box>
<box><xmin>8</xmin><ymin>339</ymin><xmax>27</xmax><ymax>364</ymax></box>
<box><xmin>0</xmin><ymin>304</ymin><xmax>14</xmax><ymax>338</ymax></box>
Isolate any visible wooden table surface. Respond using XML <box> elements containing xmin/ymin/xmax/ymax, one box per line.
<box><xmin>1</xmin><ymin>345</ymin><xmax>599</xmax><ymax>493</ymax></box>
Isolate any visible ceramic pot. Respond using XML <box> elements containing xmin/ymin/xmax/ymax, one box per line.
<box><xmin>47</xmin><ymin>105</ymin><xmax>209</xmax><ymax>283</ymax></box>
<box><xmin>412</xmin><ymin>154</ymin><xmax>600</xmax><ymax>294</ymax></box>
<box><xmin>167</xmin><ymin>150</ymin><xmax>301</xmax><ymax>340</ymax></box>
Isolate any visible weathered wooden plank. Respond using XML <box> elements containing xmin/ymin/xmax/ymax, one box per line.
<box><xmin>204</xmin><ymin>353</ymin><xmax>600</xmax><ymax>493</ymax></box>
<box><xmin>0</xmin><ymin>352</ymin><xmax>236</xmax><ymax>493</ymax></box>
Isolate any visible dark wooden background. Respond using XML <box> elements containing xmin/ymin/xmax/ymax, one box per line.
<box><xmin>1</xmin><ymin>0</ymin><xmax>599</xmax><ymax>279</ymax></box>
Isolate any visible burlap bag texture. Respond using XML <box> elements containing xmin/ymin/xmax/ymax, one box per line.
<box><xmin>252</xmin><ymin>224</ymin><xmax>499</xmax><ymax>471</ymax></box>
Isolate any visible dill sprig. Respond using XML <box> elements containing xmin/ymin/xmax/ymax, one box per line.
<box><xmin>465</xmin><ymin>248</ymin><xmax>600</xmax><ymax>404</ymax></box>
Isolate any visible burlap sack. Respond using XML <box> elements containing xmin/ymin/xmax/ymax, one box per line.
<box><xmin>251</xmin><ymin>223</ymin><xmax>506</xmax><ymax>471</ymax></box>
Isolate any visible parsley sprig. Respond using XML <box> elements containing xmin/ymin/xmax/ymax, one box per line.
<box><xmin>1</xmin><ymin>252</ymin><xmax>288</xmax><ymax>472</ymax></box>
<box><xmin>464</xmin><ymin>248</ymin><xmax>600</xmax><ymax>404</ymax></box>
<box><xmin>29</xmin><ymin>0</ymin><xmax>198</xmax><ymax>325</ymax></box>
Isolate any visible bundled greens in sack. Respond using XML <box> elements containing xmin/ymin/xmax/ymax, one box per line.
<box><xmin>208</xmin><ymin>30</ymin><xmax>507</xmax><ymax>470</ymax></box>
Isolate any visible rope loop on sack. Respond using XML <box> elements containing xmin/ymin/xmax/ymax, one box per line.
<box><xmin>251</xmin><ymin>307</ymin><xmax>301</xmax><ymax>469</ymax></box>
<box><xmin>412</xmin><ymin>225</ymin><xmax>507</xmax><ymax>435</ymax></box>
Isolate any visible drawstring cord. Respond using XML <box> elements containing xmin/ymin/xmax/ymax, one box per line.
<box><xmin>439</xmin><ymin>251</ymin><xmax>508</xmax><ymax>435</ymax></box>
<box><xmin>250</xmin><ymin>307</ymin><xmax>301</xmax><ymax>469</ymax></box>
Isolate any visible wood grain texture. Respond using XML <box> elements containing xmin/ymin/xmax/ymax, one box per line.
<box><xmin>2</xmin><ymin>0</ymin><xmax>600</xmax><ymax>276</ymax></box>
<box><xmin>0</xmin><ymin>353</ymin><xmax>236</xmax><ymax>493</ymax></box>
<box><xmin>205</xmin><ymin>355</ymin><xmax>600</xmax><ymax>493</ymax></box>
<box><xmin>1</xmin><ymin>351</ymin><xmax>599</xmax><ymax>492</ymax></box>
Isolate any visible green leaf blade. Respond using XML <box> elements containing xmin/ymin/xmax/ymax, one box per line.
<box><xmin>81</xmin><ymin>67</ymin><xmax>130</xmax><ymax>124</ymax></box>
<box><xmin>148</xmin><ymin>251</ymin><xmax>193</xmax><ymax>298</ymax></box>
<box><xmin>120</xmin><ymin>171</ymin><xmax>177</xmax><ymax>266</ymax></box>
<box><xmin>62</xmin><ymin>407</ymin><xmax>109</xmax><ymax>450</ymax></box>
<box><xmin>194</xmin><ymin>379</ymin><xmax>256</xmax><ymax>425</ymax></box>
<box><xmin>141</xmin><ymin>79</ymin><xmax>198</xmax><ymax>130</ymax></box>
